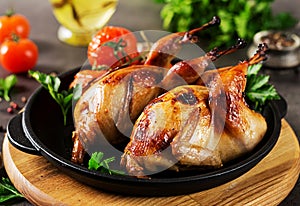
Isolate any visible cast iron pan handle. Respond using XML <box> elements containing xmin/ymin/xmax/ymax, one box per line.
<box><xmin>6</xmin><ymin>113</ymin><xmax>40</xmax><ymax>155</ymax></box>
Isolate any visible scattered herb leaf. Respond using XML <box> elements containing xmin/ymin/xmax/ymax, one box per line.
<box><xmin>0</xmin><ymin>75</ymin><xmax>17</xmax><ymax>101</ymax></box>
<box><xmin>28</xmin><ymin>70</ymin><xmax>73</xmax><ymax>125</ymax></box>
<box><xmin>245</xmin><ymin>64</ymin><xmax>280</xmax><ymax>111</ymax></box>
<box><xmin>0</xmin><ymin>177</ymin><xmax>24</xmax><ymax>203</ymax></box>
<box><xmin>88</xmin><ymin>152</ymin><xmax>125</xmax><ymax>175</ymax></box>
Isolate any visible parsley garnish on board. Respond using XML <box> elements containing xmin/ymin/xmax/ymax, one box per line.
<box><xmin>0</xmin><ymin>177</ymin><xmax>24</xmax><ymax>203</ymax></box>
<box><xmin>0</xmin><ymin>75</ymin><xmax>17</xmax><ymax>101</ymax></box>
<box><xmin>28</xmin><ymin>70</ymin><xmax>73</xmax><ymax>125</ymax></box>
<box><xmin>88</xmin><ymin>152</ymin><xmax>125</xmax><ymax>175</ymax></box>
<box><xmin>245</xmin><ymin>64</ymin><xmax>280</xmax><ymax>111</ymax></box>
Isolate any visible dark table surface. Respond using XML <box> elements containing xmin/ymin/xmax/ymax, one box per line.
<box><xmin>0</xmin><ymin>0</ymin><xmax>299</xmax><ymax>205</ymax></box>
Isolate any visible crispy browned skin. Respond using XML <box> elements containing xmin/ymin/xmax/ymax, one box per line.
<box><xmin>121</xmin><ymin>45</ymin><xmax>268</xmax><ymax>176</ymax></box>
<box><xmin>69</xmin><ymin>70</ymin><xmax>108</xmax><ymax>91</ymax></box>
<box><xmin>72</xmin><ymin>65</ymin><xmax>167</xmax><ymax>157</ymax></box>
<box><xmin>71</xmin><ymin>132</ymin><xmax>85</xmax><ymax>164</ymax></box>
<box><xmin>121</xmin><ymin>85</ymin><xmax>212</xmax><ymax>176</ymax></box>
<box><xmin>161</xmin><ymin>38</ymin><xmax>246</xmax><ymax>89</ymax></box>
<box><xmin>144</xmin><ymin>16</ymin><xmax>220</xmax><ymax>68</ymax></box>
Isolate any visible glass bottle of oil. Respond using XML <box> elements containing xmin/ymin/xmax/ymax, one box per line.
<box><xmin>49</xmin><ymin>0</ymin><xmax>118</xmax><ymax>46</ymax></box>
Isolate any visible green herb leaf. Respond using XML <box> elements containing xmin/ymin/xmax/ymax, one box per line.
<box><xmin>0</xmin><ymin>75</ymin><xmax>17</xmax><ymax>101</ymax></box>
<box><xmin>245</xmin><ymin>64</ymin><xmax>280</xmax><ymax>111</ymax></box>
<box><xmin>88</xmin><ymin>152</ymin><xmax>104</xmax><ymax>170</ymax></box>
<box><xmin>155</xmin><ymin>0</ymin><xmax>297</xmax><ymax>48</ymax></box>
<box><xmin>0</xmin><ymin>177</ymin><xmax>24</xmax><ymax>203</ymax></box>
<box><xmin>247</xmin><ymin>63</ymin><xmax>262</xmax><ymax>76</ymax></box>
<box><xmin>72</xmin><ymin>83</ymin><xmax>82</xmax><ymax>102</ymax></box>
<box><xmin>28</xmin><ymin>70</ymin><xmax>73</xmax><ymax>125</ymax></box>
<box><xmin>88</xmin><ymin>152</ymin><xmax>125</xmax><ymax>175</ymax></box>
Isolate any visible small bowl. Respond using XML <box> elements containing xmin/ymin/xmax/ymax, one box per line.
<box><xmin>248</xmin><ymin>30</ymin><xmax>300</xmax><ymax>68</ymax></box>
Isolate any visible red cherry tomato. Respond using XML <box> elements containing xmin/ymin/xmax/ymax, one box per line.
<box><xmin>87</xmin><ymin>26</ymin><xmax>139</xmax><ymax>68</ymax></box>
<box><xmin>0</xmin><ymin>36</ymin><xmax>38</xmax><ymax>73</ymax></box>
<box><xmin>0</xmin><ymin>10</ymin><xmax>30</xmax><ymax>44</ymax></box>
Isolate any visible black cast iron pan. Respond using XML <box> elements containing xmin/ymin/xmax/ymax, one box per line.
<box><xmin>6</xmin><ymin>68</ymin><xmax>287</xmax><ymax>196</ymax></box>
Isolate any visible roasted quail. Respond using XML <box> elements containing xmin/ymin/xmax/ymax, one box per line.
<box><xmin>121</xmin><ymin>44</ymin><xmax>268</xmax><ymax>176</ymax></box>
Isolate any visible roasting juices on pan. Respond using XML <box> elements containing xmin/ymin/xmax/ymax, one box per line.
<box><xmin>70</xmin><ymin>17</ymin><xmax>270</xmax><ymax>177</ymax></box>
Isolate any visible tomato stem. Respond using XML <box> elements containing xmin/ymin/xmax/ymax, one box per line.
<box><xmin>5</xmin><ymin>8</ymin><xmax>15</xmax><ymax>17</ymax></box>
<box><xmin>11</xmin><ymin>33</ymin><xmax>20</xmax><ymax>42</ymax></box>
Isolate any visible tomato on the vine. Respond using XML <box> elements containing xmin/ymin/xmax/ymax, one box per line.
<box><xmin>0</xmin><ymin>9</ymin><xmax>30</xmax><ymax>44</ymax></box>
<box><xmin>0</xmin><ymin>35</ymin><xmax>38</xmax><ymax>73</ymax></box>
<box><xmin>87</xmin><ymin>26</ymin><xmax>140</xmax><ymax>69</ymax></box>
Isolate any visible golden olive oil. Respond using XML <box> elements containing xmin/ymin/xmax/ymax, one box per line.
<box><xmin>49</xmin><ymin>0</ymin><xmax>118</xmax><ymax>46</ymax></box>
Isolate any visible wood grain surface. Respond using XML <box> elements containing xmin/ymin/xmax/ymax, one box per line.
<box><xmin>2</xmin><ymin>119</ymin><xmax>300</xmax><ymax>206</ymax></box>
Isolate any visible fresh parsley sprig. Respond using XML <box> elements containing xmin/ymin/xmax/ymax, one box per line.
<box><xmin>0</xmin><ymin>75</ymin><xmax>17</xmax><ymax>101</ymax></box>
<box><xmin>0</xmin><ymin>177</ymin><xmax>24</xmax><ymax>203</ymax></box>
<box><xmin>245</xmin><ymin>64</ymin><xmax>280</xmax><ymax>111</ymax></box>
<box><xmin>155</xmin><ymin>0</ymin><xmax>297</xmax><ymax>48</ymax></box>
<box><xmin>88</xmin><ymin>152</ymin><xmax>125</xmax><ymax>175</ymax></box>
<box><xmin>28</xmin><ymin>70</ymin><xmax>73</xmax><ymax>125</ymax></box>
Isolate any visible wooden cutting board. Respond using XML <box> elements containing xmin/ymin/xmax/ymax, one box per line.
<box><xmin>2</xmin><ymin>119</ymin><xmax>300</xmax><ymax>206</ymax></box>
